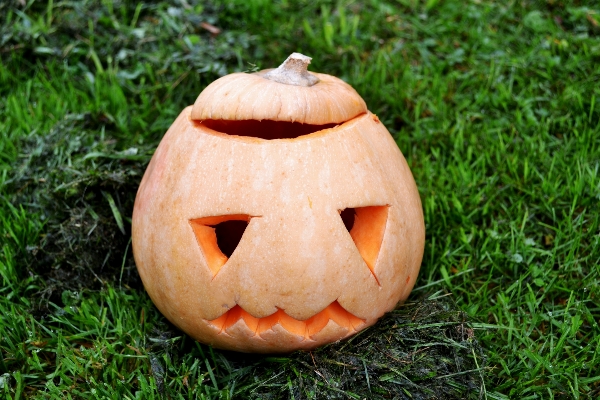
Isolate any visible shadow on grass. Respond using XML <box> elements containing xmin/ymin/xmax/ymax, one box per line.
<box><xmin>6</xmin><ymin>113</ymin><xmax>147</xmax><ymax>303</ymax></box>
<box><xmin>143</xmin><ymin>294</ymin><xmax>486</xmax><ymax>399</ymax></box>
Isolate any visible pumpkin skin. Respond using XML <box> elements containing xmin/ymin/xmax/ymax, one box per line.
<box><xmin>190</xmin><ymin>69</ymin><xmax>367</xmax><ymax>125</ymax></box>
<box><xmin>132</xmin><ymin>55</ymin><xmax>425</xmax><ymax>353</ymax></box>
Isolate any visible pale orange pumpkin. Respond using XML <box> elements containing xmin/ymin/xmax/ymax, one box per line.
<box><xmin>132</xmin><ymin>53</ymin><xmax>425</xmax><ymax>353</ymax></box>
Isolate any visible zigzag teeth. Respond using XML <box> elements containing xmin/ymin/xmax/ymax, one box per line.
<box><xmin>207</xmin><ymin>301</ymin><xmax>365</xmax><ymax>338</ymax></box>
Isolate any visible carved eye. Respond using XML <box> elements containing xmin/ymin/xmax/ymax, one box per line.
<box><xmin>339</xmin><ymin>206</ymin><xmax>389</xmax><ymax>284</ymax></box>
<box><xmin>189</xmin><ymin>215</ymin><xmax>250</xmax><ymax>277</ymax></box>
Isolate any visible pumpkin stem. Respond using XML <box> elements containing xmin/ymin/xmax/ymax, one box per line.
<box><xmin>263</xmin><ymin>53</ymin><xmax>320</xmax><ymax>87</ymax></box>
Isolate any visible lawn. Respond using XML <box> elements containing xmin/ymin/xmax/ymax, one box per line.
<box><xmin>1</xmin><ymin>0</ymin><xmax>599</xmax><ymax>398</ymax></box>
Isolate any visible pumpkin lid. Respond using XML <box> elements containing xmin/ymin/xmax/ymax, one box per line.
<box><xmin>190</xmin><ymin>53</ymin><xmax>367</xmax><ymax>125</ymax></box>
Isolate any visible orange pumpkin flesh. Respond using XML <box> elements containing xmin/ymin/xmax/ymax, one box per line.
<box><xmin>345</xmin><ymin>205</ymin><xmax>389</xmax><ymax>284</ymax></box>
<box><xmin>189</xmin><ymin>214</ymin><xmax>251</xmax><ymax>276</ymax></box>
<box><xmin>132</xmin><ymin>54</ymin><xmax>425</xmax><ymax>353</ymax></box>
<box><xmin>210</xmin><ymin>301</ymin><xmax>365</xmax><ymax>339</ymax></box>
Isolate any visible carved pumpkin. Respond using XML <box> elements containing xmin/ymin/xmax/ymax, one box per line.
<box><xmin>132</xmin><ymin>53</ymin><xmax>425</xmax><ymax>353</ymax></box>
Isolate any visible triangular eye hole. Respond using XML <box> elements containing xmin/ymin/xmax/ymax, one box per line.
<box><xmin>189</xmin><ymin>215</ymin><xmax>250</xmax><ymax>277</ymax></box>
<box><xmin>339</xmin><ymin>206</ymin><xmax>389</xmax><ymax>284</ymax></box>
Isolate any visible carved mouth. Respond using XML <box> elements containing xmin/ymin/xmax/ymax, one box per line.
<box><xmin>207</xmin><ymin>301</ymin><xmax>365</xmax><ymax>339</ymax></box>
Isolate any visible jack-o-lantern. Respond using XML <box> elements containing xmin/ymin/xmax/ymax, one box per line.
<box><xmin>132</xmin><ymin>53</ymin><xmax>425</xmax><ymax>353</ymax></box>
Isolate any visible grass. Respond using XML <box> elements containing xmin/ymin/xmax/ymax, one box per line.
<box><xmin>1</xmin><ymin>0</ymin><xmax>599</xmax><ymax>398</ymax></box>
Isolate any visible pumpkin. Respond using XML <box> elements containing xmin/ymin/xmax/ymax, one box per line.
<box><xmin>132</xmin><ymin>53</ymin><xmax>425</xmax><ymax>353</ymax></box>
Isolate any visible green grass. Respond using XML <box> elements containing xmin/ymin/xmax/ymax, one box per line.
<box><xmin>1</xmin><ymin>0</ymin><xmax>599</xmax><ymax>398</ymax></box>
